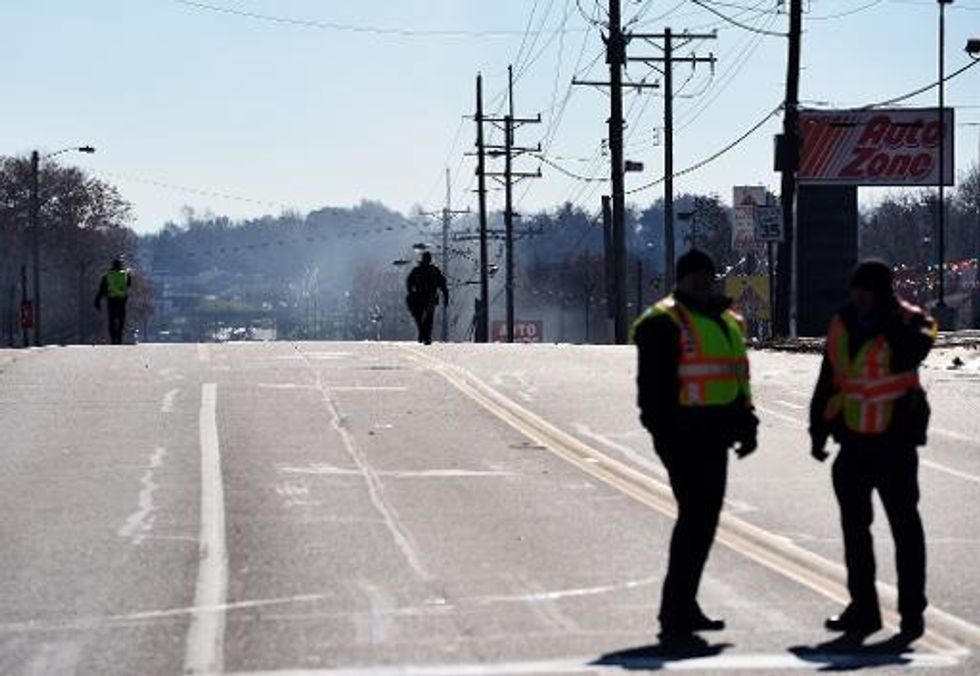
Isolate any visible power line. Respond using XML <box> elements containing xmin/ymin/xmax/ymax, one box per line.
<box><xmin>690</xmin><ymin>0</ymin><xmax>788</xmax><ymax>36</ymax></box>
<box><xmin>170</xmin><ymin>0</ymin><xmax>587</xmax><ymax>37</ymax></box>
<box><xmin>626</xmin><ymin>103</ymin><xmax>783</xmax><ymax>195</ymax></box>
<box><xmin>807</xmin><ymin>0</ymin><xmax>885</xmax><ymax>20</ymax></box>
<box><xmin>864</xmin><ymin>57</ymin><xmax>980</xmax><ymax>109</ymax></box>
<box><xmin>535</xmin><ymin>154</ymin><xmax>609</xmax><ymax>181</ymax></box>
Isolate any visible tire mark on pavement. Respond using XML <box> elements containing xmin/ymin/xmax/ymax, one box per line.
<box><xmin>161</xmin><ymin>388</ymin><xmax>180</xmax><ymax>413</ymax></box>
<box><xmin>118</xmin><ymin>446</ymin><xmax>167</xmax><ymax>545</ymax></box>
<box><xmin>297</xmin><ymin>346</ymin><xmax>432</xmax><ymax>582</ymax></box>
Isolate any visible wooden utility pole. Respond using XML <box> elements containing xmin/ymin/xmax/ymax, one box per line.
<box><xmin>30</xmin><ymin>151</ymin><xmax>41</xmax><ymax>346</ymax></box>
<box><xmin>485</xmin><ymin>65</ymin><xmax>541</xmax><ymax>342</ymax></box>
<box><xmin>775</xmin><ymin>0</ymin><xmax>802</xmax><ymax>337</ymax></box>
<box><xmin>629</xmin><ymin>29</ymin><xmax>716</xmax><ymax>290</ymax></box>
<box><xmin>607</xmin><ymin>0</ymin><xmax>627</xmax><ymax>344</ymax></box>
<box><xmin>422</xmin><ymin>169</ymin><xmax>469</xmax><ymax>342</ymax></box>
<box><xmin>475</xmin><ymin>73</ymin><xmax>490</xmax><ymax>343</ymax></box>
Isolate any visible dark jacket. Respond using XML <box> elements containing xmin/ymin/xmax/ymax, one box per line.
<box><xmin>634</xmin><ymin>291</ymin><xmax>756</xmax><ymax>451</ymax></box>
<box><xmin>809</xmin><ymin>297</ymin><xmax>935</xmax><ymax>449</ymax></box>
<box><xmin>406</xmin><ymin>263</ymin><xmax>448</xmax><ymax>308</ymax></box>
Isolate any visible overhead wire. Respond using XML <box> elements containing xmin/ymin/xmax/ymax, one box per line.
<box><xmin>170</xmin><ymin>0</ymin><xmax>587</xmax><ymax>37</ymax></box>
<box><xmin>625</xmin><ymin>103</ymin><xmax>784</xmax><ymax>195</ymax></box>
<box><xmin>689</xmin><ymin>0</ymin><xmax>788</xmax><ymax>36</ymax></box>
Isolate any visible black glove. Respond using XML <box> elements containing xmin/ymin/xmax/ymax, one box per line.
<box><xmin>733</xmin><ymin>410</ymin><xmax>759</xmax><ymax>459</ymax></box>
<box><xmin>810</xmin><ymin>433</ymin><xmax>830</xmax><ymax>462</ymax></box>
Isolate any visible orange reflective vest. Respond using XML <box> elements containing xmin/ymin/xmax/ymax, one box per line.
<box><xmin>823</xmin><ymin>314</ymin><xmax>921</xmax><ymax>435</ymax></box>
<box><xmin>633</xmin><ymin>295</ymin><xmax>752</xmax><ymax>407</ymax></box>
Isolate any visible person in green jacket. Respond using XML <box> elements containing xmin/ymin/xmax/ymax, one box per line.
<box><xmin>94</xmin><ymin>257</ymin><xmax>132</xmax><ymax>345</ymax></box>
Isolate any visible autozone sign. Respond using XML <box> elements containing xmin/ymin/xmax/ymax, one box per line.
<box><xmin>492</xmin><ymin>320</ymin><xmax>543</xmax><ymax>343</ymax></box>
<box><xmin>799</xmin><ymin>108</ymin><xmax>953</xmax><ymax>186</ymax></box>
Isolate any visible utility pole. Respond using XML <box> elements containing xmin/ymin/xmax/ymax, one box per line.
<box><xmin>30</xmin><ymin>150</ymin><xmax>41</xmax><ymax>346</ymax></box>
<box><xmin>485</xmin><ymin>65</ymin><xmax>541</xmax><ymax>342</ymax></box>
<box><xmin>475</xmin><ymin>73</ymin><xmax>490</xmax><ymax>343</ymax></box>
<box><xmin>21</xmin><ymin>264</ymin><xmax>28</xmax><ymax>348</ymax></box>
<box><xmin>573</xmin><ymin>1</ymin><xmax>654</xmax><ymax>343</ymax></box>
<box><xmin>609</xmin><ymin>0</ymin><xmax>628</xmax><ymax>344</ymax></box>
<box><xmin>423</xmin><ymin>169</ymin><xmax>470</xmax><ymax>342</ymax></box>
<box><xmin>775</xmin><ymin>0</ymin><xmax>802</xmax><ymax>337</ymax></box>
<box><xmin>937</xmin><ymin>0</ymin><xmax>953</xmax><ymax>314</ymax></box>
<box><xmin>629</xmin><ymin>29</ymin><xmax>716</xmax><ymax>291</ymax></box>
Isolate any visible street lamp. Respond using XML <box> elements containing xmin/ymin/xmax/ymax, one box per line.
<box><xmin>30</xmin><ymin>145</ymin><xmax>96</xmax><ymax>346</ymax></box>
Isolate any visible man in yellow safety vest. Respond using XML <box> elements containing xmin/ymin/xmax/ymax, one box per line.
<box><xmin>810</xmin><ymin>259</ymin><xmax>936</xmax><ymax>644</ymax></box>
<box><xmin>94</xmin><ymin>257</ymin><xmax>132</xmax><ymax>345</ymax></box>
<box><xmin>633</xmin><ymin>248</ymin><xmax>759</xmax><ymax>640</ymax></box>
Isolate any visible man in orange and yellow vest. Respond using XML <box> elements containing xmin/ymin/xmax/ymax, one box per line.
<box><xmin>810</xmin><ymin>259</ymin><xmax>936</xmax><ymax>644</ymax></box>
<box><xmin>633</xmin><ymin>249</ymin><xmax>759</xmax><ymax>640</ymax></box>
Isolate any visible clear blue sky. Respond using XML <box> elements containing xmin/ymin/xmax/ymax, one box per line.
<box><xmin>2</xmin><ymin>0</ymin><xmax>978</xmax><ymax>233</ymax></box>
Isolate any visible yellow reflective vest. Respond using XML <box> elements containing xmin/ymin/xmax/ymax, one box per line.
<box><xmin>106</xmin><ymin>269</ymin><xmax>129</xmax><ymax>299</ymax></box>
<box><xmin>823</xmin><ymin>312</ymin><xmax>925</xmax><ymax>435</ymax></box>
<box><xmin>633</xmin><ymin>294</ymin><xmax>752</xmax><ymax>407</ymax></box>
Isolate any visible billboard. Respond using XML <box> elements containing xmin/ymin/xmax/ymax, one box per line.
<box><xmin>732</xmin><ymin>186</ymin><xmax>767</xmax><ymax>252</ymax></box>
<box><xmin>492</xmin><ymin>320</ymin><xmax>543</xmax><ymax>343</ymax></box>
<box><xmin>799</xmin><ymin>108</ymin><xmax>954</xmax><ymax>186</ymax></box>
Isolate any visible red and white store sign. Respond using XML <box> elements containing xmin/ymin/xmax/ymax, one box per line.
<box><xmin>799</xmin><ymin>108</ymin><xmax>954</xmax><ymax>186</ymax></box>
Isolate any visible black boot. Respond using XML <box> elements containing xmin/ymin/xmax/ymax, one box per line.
<box><xmin>825</xmin><ymin>605</ymin><xmax>882</xmax><ymax>635</ymax></box>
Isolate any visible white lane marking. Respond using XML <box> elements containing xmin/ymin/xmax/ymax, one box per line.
<box><xmin>756</xmin><ymin>406</ymin><xmax>980</xmax><ymax>486</ymax></box>
<box><xmin>472</xmin><ymin>576</ymin><xmax>658</xmax><ymax>606</ymax></box>
<box><xmin>754</xmin><ymin>404</ymin><xmax>807</xmax><ymax>426</ymax></box>
<box><xmin>774</xmin><ymin>399</ymin><xmax>807</xmax><ymax>410</ymax></box>
<box><xmin>272</xmin><ymin>352</ymin><xmax>352</xmax><ymax>361</ymax></box>
<box><xmin>921</xmin><ymin>459</ymin><xmax>980</xmax><ymax>486</ymax></box>
<box><xmin>118</xmin><ymin>446</ymin><xmax>167</xmax><ymax>545</ymax></box>
<box><xmin>572</xmin><ymin>424</ymin><xmax>757</xmax><ymax>514</ymax></box>
<box><xmin>931</xmin><ymin>427</ymin><xmax>980</xmax><ymax>447</ymax></box>
<box><xmin>0</xmin><ymin>594</ymin><xmax>331</xmax><ymax>634</ymax></box>
<box><xmin>325</xmin><ymin>386</ymin><xmax>408</xmax><ymax>392</ymax></box>
<box><xmin>308</xmin><ymin>366</ymin><xmax>431</xmax><ymax>581</ymax></box>
<box><xmin>221</xmin><ymin>650</ymin><xmax>962</xmax><ymax>675</ymax></box>
<box><xmin>184</xmin><ymin>383</ymin><xmax>228</xmax><ymax>676</ymax></box>
<box><xmin>572</xmin><ymin>423</ymin><xmax>667</xmax><ymax>479</ymax></box>
<box><xmin>257</xmin><ymin>384</ymin><xmax>406</xmax><ymax>392</ymax></box>
<box><xmin>161</xmin><ymin>388</ymin><xmax>179</xmax><ymax>413</ymax></box>
<box><xmin>277</xmin><ymin>464</ymin><xmax>514</xmax><ymax>479</ymax></box>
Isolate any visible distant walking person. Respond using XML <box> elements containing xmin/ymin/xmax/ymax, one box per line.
<box><xmin>632</xmin><ymin>249</ymin><xmax>758</xmax><ymax>640</ymax></box>
<box><xmin>810</xmin><ymin>259</ymin><xmax>936</xmax><ymax>644</ymax></box>
<box><xmin>406</xmin><ymin>252</ymin><xmax>448</xmax><ymax>345</ymax></box>
<box><xmin>94</xmin><ymin>257</ymin><xmax>132</xmax><ymax>345</ymax></box>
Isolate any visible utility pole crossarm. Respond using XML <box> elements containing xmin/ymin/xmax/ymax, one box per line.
<box><xmin>572</xmin><ymin>78</ymin><xmax>661</xmax><ymax>89</ymax></box>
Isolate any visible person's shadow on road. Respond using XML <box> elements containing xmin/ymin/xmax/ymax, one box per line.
<box><xmin>591</xmin><ymin>634</ymin><xmax>732</xmax><ymax>671</ymax></box>
<box><xmin>789</xmin><ymin>634</ymin><xmax>916</xmax><ymax>672</ymax></box>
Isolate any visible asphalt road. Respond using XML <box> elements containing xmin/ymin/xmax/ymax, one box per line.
<box><xmin>0</xmin><ymin>341</ymin><xmax>977</xmax><ymax>675</ymax></box>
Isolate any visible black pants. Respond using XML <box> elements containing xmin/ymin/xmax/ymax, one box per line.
<box><xmin>656</xmin><ymin>441</ymin><xmax>728</xmax><ymax>624</ymax></box>
<box><xmin>412</xmin><ymin>303</ymin><xmax>436</xmax><ymax>345</ymax></box>
<box><xmin>107</xmin><ymin>298</ymin><xmax>127</xmax><ymax>345</ymax></box>
<box><xmin>832</xmin><ymin>444</ymin><xmax>927</xmax><ymax>622</ymax></box>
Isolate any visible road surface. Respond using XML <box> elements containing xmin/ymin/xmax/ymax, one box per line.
<box><xmin>0</xmin><ymin>341</ymin><xmax>977</xmax><ymax>675</ymax></box>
